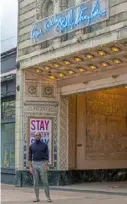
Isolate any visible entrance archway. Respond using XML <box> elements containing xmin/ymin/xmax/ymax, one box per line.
<box><xmin>68</xmin><ymin>86</ymin><xmax>127</xmax><ymax>170</ymax></box>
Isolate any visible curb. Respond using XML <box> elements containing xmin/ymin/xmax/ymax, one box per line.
<box><xmin>50</xmin><ymin>187</ymin><xmax>127</xmax><ymax>196</ymax></box>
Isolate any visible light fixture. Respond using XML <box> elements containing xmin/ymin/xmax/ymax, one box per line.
<box><xmin>78</xmin><ymin>67</ymin><xmax>86</xmax><ymax>72</ymax></box>
<box><xmin>44</xmin><ymin>66</ymin><xmax>51</xmax><ymax>70</ymax></box>
<box><xmin>16</xmin><ymin>62</ymin><xmax>20</xmax><ymax>70</ymax></box>
<box><xmin>111</xmin><ymin>46</ymin><xmax>120</xmax><ymax>52</ymax></box>
<box><xmin>101</xmin><ymin>62</ymin><xmax>109</xmax><ymax>67</ymax></box>
<box><xmin>86</xmin><ymin>54</ymin><xmax>94</xmax><ymax>59</ymax></box>
<box><xmin>98</xmin><ymin>50</ymin><xmax>106</xmax><ymax>56</ymax></box>
<box><xmin>16</xmin><ymin>85</ymin><xmax>20</xmax><ymax>91</ymax></box>
<box><xmin>57</xmin><ymin>72</ymin><xmax>65</xmax><ymax>77</ymax></box>
<box><xmin>48</xmin><ymin>76</ymin><xmax>56</xmax><ymax>80</ymax></box>
<box><xmin>89</xmin><ymin>65</ymin><xmax>97</xmax><ymax>70</ymax></box>
<box><xmin>63</xmin><ymin>60</ymin><xmax>71</xmax><ymax>65</ymax></box>
<box><xmin>113</xmin><ymin>59</ymin><xmax>122</xmax><ymax>64</ymax></box>
<box><xmin>112</xmin><ymin>75</ymin><xmax>118</xmax><ymax>79</ymax></box>
<box><xmin>36</xmin><ymin>68</ymin><xmax>42</xmax><ymax>73</ymax></box>
<box><xmin>74</xmin><ymin>57</ymin><xmax>83</xmax><ymax>62</ymax></box>
<box><xmin>52</xmin><ymin>63</ymin><xmax>60</xmax><ymax>68</ymax></box>
<box><xmin>83</xmin><ymin>81</ymin><xmax>89</xmax><ymax>85</ymax></box>
<box><xmin>67</xmin><ymin>70</ymin><xmax>75</xmax><ymax>75</ymax></box>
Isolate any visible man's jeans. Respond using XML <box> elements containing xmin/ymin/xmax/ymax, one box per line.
<box><xmin>32</xmin><ymin>161</ymin><xmax>50</xmax><ymax>198</ymax></box>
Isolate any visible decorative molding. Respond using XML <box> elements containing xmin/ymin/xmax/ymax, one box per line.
<box><xmin>36</xmin><ymin>0</ymin><xmax>54</xmax><ymax>20</ymax></box>
<box><xmin>25</xmin><ymin>71</ymin><xmax>57</xmax><ymax>101</ymax></box>
<box><xmin>36</xmin><ymin>0</ymin><xmax>44</xmax><ymax>19</ymax></box>
<box><xmin>59</xmin><ymin>96</ymin><xmax>68</xmax><ymax>170</ymax></box>
<box><xmin>42</xmin><ymin>85</ymin><xmax>54</xmax><ymax>98</ymax></box>
<box><xmin>24</xmin><ymin>101</ymin><xmax>58</xmax><ymax>106</ymax></box>
<box><xmin>24</xmin><ymin>104</ymin><xmax>57</xmax><ymax>113</ymax></box>
<box><xmin>25</xmin><ymin>82</ymin><xmax>39</xmax><ymax>97</ymax></box>
<box><xmin>28</xmin><ymin>86</ymin><xmax>36</xmax><ymax>94</ymax></box>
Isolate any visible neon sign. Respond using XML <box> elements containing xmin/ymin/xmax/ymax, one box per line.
<box><xmin>31</xmin><ymin>0</ymin><xmax>109</xmax><ymax>44</ymax></box>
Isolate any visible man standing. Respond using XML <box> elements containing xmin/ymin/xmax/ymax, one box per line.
<box><xmin>29</xmin><ymin>131</ymin><xmax>52</xmax><ymax>202</ymax></box>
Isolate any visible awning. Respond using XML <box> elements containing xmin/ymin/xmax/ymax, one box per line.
<box><xmin>1</xmin><ymin>69</ymin><xmax>16</xmax><ymax>78</ymax></box>
<box><xmin>1</xmin><ymin>69</ymin><xmax>16</xmax><ymax>82</ymax></box>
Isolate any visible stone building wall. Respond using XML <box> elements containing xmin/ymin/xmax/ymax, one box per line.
<box><xmin>17</xmin><ymin>0</ymin><xmax>127</xmax><ymax>68</ymax></box>
<box><xmin>16</xmin><ymin>0</ymin><xmax>127</xmax><ymax>171</ymax></box>
<box><xmin>15</xmin><ymin>68</ymin><xmax>69</xmax><ymax>170</ymax></box>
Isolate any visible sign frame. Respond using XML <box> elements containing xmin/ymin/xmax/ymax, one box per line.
<box><xmin>27</xmin><ymin>116</ymin><xmax>54</xmax><ymax>166</ymax></box>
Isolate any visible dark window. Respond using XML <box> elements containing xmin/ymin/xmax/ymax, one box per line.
<box><xmin>41</xmin><ymin>1</ymin><xmax>54</xmax><ymax>49</ymax></box>
<box><xmin>1</xmin><ymin>123</ymin><xmax>15</xmax><ymax>168</ymax></box>
<box><xmin>61</xmin><ymin>0</ymin><xmax>75</xmax><ymax>42</ymax></box>
<box><xmin>1</xmin><ymin>100</ymin><xmax>15</xmax><ymax>120</ymax></box>
<box><xmin>1</xmin><ymin>98</ymin><xmax>15</xmax><ymax>168</ymax></box>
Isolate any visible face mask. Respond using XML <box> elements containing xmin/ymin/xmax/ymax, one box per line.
<box><xmin>36</xmin><ymin>139</ymin><xmax>40</xmax><ymax>143</ymax></box>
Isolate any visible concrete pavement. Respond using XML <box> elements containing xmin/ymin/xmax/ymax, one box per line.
<box><xmin>1</xmin><ymin>184</ymin><xmax>127</xmax><ymax>204</ymax></box>
<box><xmin>51</xmin><ymin>181</ymin><xmax>127</xmax><ymax>196</ymax></box>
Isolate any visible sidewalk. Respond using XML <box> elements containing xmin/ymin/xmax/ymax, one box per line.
<box><xmin>51</xmin><ymin>181</ymin><xmax>127</xmax><ymax>195</ymax></box>
<box><xmin>1</xmin><ymin>183</ymin><xmax>127</xmax><ymax>204</ymax></box>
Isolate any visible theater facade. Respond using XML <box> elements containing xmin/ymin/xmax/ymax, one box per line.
<box><xmin>15</xmin><ymin>0</ymin><xmax>127</xmax><ymax>185</ymax></box>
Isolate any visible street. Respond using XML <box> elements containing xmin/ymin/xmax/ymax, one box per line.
<box><xmin>1</xmin><ymin>184</ymin><xmax>127</xmax><ymax>204</ymax></box>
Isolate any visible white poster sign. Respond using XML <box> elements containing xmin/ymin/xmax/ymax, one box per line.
<box><xmin>29</xmin><ymin>117</ymin><xmax>53</xmax><ymax>164</ymax></box>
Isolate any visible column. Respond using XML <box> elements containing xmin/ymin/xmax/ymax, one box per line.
<box><xmin>15</xmin><ymin>69</ymin><xmax>24</xmax><ymax>170</ymax></box>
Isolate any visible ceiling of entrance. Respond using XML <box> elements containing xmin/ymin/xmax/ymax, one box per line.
<box><xmin>28</xmin><ymin>40</ymin><xmax>127</xmax><ymax>82</ymax></box>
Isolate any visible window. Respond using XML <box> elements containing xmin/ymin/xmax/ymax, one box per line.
<box><xmin>41</xmin><ymin>1</ymin><xmax>54</xmax><ymax>49</ymax></box>
<box><xmin>60</xmin><ymin>0</ymin><xmax>75</xmax><ymax>9</ymax></box>
<box><xmin>46</xmin><ymin>1</ymin><xmax>54</xmax><ymax>17</ymax></box>
<box><xmin>1</xmin><ymin>123</ymin><xmax>15</xmax><ymax>168</ymax></box>
<box><xmin>1</xmin><ymin>100</ymin><xmax>15</xmax><ymax>120</ymax></box>
<box><xmin>61</xmin><ymin>0</ymin><xmax>75</xmax><ymax>42</ymax></box>
<box><xmin>1</xmin><ymin>98</ymin><xmax>15</xmax><ymax>168</ymax></box>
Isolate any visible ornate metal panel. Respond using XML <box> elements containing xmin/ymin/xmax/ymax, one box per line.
<box><xmin>59</xmin><ymin>96</ymin><xmax>68</xmax><ymax>170</ymax></box>
<box><xmin>86</xmin><ymin>88</ymin><xmax>127</xmax><ymax>160</ymax></box>
<box><xmin>68</xmin><ymin>95</ymin><xmax>77</xmax><ymax>169</ymax></box>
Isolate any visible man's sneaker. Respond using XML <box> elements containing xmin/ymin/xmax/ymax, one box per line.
<box><xmin>33</xmin><ymin>198</ymin><xmax>40</xmax><ymax>202</ymax></box>
<box><xmin>47</xmin><ymin>197</ymin><xmax>52</xmax><ymax>202</ymax></box>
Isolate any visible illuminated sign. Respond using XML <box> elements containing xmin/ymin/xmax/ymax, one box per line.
<box><xmin>31</xmin><ymin>0</ymin><xmax>109</xmax><ymax>44</ymax></box>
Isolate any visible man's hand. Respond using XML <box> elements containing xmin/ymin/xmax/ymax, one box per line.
<box><xmin>29</xmin><ymin>167</ymin><xmax>33</xmax><ymax>175</ymax></box>
<box><xmin>44</xmin><ymin>162</ymin><xmax>49</xmax><ymax>172</ymax></box>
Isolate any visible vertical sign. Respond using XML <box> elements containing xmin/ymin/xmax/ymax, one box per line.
<box><xmin>29</xmin><ymin>117</ymin><xmax>53</xmax><ymax>165</ymax></box>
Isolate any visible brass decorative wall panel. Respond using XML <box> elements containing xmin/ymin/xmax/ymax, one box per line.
<box><xmin>86</xmin><ymin>88</ymin><xmax>127</xmax><ymax>160</ymax></box>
